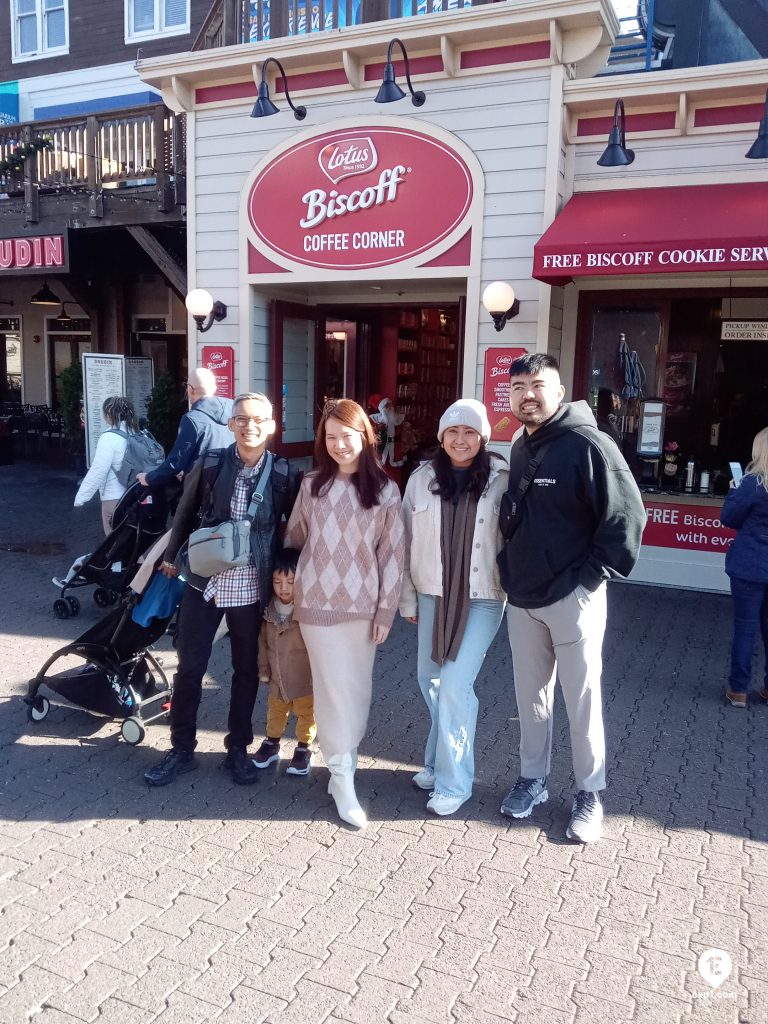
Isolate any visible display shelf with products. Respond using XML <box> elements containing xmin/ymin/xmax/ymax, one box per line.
<box><xmin>392</xmin><ymin>306</ymin><xmax>459</xmax><ymax>439</ymax></box>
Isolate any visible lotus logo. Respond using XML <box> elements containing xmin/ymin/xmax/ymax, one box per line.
<box><xmin>498</xmin><ymin>355</ymin><xmax>513</xmax><ymax>366</ymax></box>
<box><xmin>210</xmin><ymin>351</ymin><xmax>223</xmax><ymax>361</ymax></box>
<box><xmin>318</xmin><ymin>138</ymin><xmax>378</xmax><ymax>184</ymax></box>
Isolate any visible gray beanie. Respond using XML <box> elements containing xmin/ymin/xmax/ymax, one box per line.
<box><xmin>437</xmin><ymin>399</ymin><xmax>491</xmax><ymax>444</ymax></box>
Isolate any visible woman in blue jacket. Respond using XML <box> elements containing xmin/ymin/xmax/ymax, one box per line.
<box><xmin>720</xmin><ymin>426</ymin><xmax>768</xmax><ymax>708</ymax></box>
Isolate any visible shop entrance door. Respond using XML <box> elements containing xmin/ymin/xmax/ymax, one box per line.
<box><xmin>271</xmin><ymin>300</ymin><xmax>321</xmax><ymax>458</ymax></box>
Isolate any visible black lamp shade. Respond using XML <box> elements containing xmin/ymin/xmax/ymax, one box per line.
<box><xmin>251</xmin><ymin>80</ymin><xmax>280</xmax><ymax>118</ymax></box>
<box><xmin>30</xmin><ymin>279</ymin><xmax>61</xmax><ymax>305</ymax></box>
<box><xmin>55</xmin><ymin>303</ymin><xmax>72</xmax><ymax>324</ymax></box>
<box><xmin>375</xmin><ymin>63</ymin><xmax>406</xmax><ymax>104</ymax></box>
<box><xmin>597</xmin><ymin>126</ymin><xmax>635</xmax><ymax>167</ymax></box>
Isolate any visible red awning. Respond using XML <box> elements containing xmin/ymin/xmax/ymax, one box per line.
<box><xmin>532</xmin><ymin>182</ymin><xmax>768</xmax><ymax>285</ymax></box>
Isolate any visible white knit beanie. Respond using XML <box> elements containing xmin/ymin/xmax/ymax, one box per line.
<box><xmin>437</xmin><ymin>399</ymin><xmax>491</xmax><ymax>444</ymax></box>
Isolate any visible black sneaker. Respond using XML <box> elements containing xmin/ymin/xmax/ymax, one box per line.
<box><xmin>223</xmin><ymin>746</ymin><xmax>259</xmax><ymax>785</ymax></box>
<box><xmin>286</xmin><ymin>746</ymin><xmax>312</xmax><ymax>776</ymax></box>
<box><xmin>252</xmin><ymin>738</ymin><xmax>281</xmax><ymax>768</ymax></box>
<box><xmin>500</xmin><ymin>776</ymin><xmax>548</xmax><ymax>819</ymax></box>
<box><xmin>566</xmin><ymin>790</ymin><xmax>603</xmax><ymax>843</ymax></box>
<box><xmin>144</xmin><ymin>748</ymin><xmax>197</xmax><ymax>787</ymax></box>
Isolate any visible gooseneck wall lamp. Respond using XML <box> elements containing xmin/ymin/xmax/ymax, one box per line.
<box><xmin>54</xmin><ymin>302</ymin><xmax>73</xmax><ymax>325</ymax></box>
<box><xmin>597</xmin><ymin>99</ymin><xmax>635</xmax><ymax>167</ymax></box>
<box><xmin>185</xmin><ymin>289</ymin><xmax>227</xmax><ymax>333</ymax></box>
<box><xmin>30</xmin><ymin>279</ymin><xmax>62</xmax><ymax>306</ymax></box>
<box><xmin>251</xmin><ymin>58</ymin><xmax>307</xmax><ymax>121</ymax></box>
<box><xmin>375</xmin><ymin>38</ymin><xmax>426</xmax><ymax>107</ymax></box>
<box><xmin>482</xmin><ymin>281</ymin><xmax>520</xmax><ymax>332</ymax></box>
<box><xmin>746</xmin><ymin>88</ymin><xmax>768</xmax><ymax>159</ymax></box>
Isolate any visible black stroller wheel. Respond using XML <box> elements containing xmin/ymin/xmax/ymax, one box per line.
<box><xmin>107</xmin><ymin>589</ymin><xmax>120</xmax><ymax>605</ymax></box>
<box><xmin>53</xmin><ymin>599</ymin><xmax>70</xmax><ymax>619</ymax></box>
<box><xmin>66</xmin><ymin>597</ymin><xmax>80</xmax><ymax>617</ymax></box>
<box><xmin>93</xmin><ymin>588</ymin><xmax>110</xmax><ymax>607</ymax></box>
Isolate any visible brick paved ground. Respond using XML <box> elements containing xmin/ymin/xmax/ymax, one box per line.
<box><xmin>0</xmin><ymin>457</ymin><xmax>765</xmax><ymax>1024</ymax></box>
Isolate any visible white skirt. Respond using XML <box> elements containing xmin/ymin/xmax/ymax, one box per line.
<box><xmin>299</xmin><ymin>619</ymin><xmax>376</xmax><ymax>758</ymax></box>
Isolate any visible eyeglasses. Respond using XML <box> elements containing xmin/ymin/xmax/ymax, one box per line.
<box><xmin>233</xmin><ymin>415</ymin><xmax>270</xmax><ymax>428</ymax></box>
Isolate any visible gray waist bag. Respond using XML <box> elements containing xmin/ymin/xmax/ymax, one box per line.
<box><xmin>186</xmin><ymin>452</ymin><xmax>273</xmax><ymax>578</ymax></box>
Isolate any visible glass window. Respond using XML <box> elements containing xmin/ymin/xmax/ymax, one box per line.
<box><xmin>164</xmin><ymin>0</ymin><xmax>186</xmax><ymax>27</ymax></box>
<box><xmin>0</xmin><ymin>317</ymin><xmax>23</xmax><ymax>404</ymax></box>
<box><xmin>12</xmin><ymin>0</ymin><xmax>68</xmax><ymax>59</ymax></box>
<box><xmin>126</xmin><ymin>0</ymin><xmax>189</xmax><ymax>39</ymax></box>
<box><xmin>282</xmin><ymin>317</ymin><xmax>315</xmax><ymax>444</ymax></box>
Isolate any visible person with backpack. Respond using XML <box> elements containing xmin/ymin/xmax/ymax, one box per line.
<box><xmin>74</xmin><ymin>396</ymin><xmax>149</xmax><ymax>535</ymax></box>
<box><xmin>136</xmin><ymin>367</ymin><xmax>233</xmax><ymax>492</ymax></box>
<box><xmin>143</xmin><ymin>392</ymin><xmax>300</xmax><ymax>788</ymax></box>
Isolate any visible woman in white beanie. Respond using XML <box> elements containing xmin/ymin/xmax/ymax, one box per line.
<box><xmin>400</xmin><ymin>399</ymin><xmax>508</xmax><ymax>815</ymax></box>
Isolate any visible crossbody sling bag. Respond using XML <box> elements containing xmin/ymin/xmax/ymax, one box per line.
<box><xmin>499</xmin><ymin>443</ymin><xmax>552</xmax><ymax>541</ymax></box>
<box><xmin>187</xmin><ymin>452</ymin><xmax>273</xmax><ymax>578</ymax></box>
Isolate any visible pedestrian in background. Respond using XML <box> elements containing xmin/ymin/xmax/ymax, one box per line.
<box><xmin>285</xmin><ymin>399</ymin><xmax>404</xmax><ymax>829</ymax></box>
<box><xmin>720</xmin><ymin>426</ymin><xmax>768</xmax><ymax>708</ymax></box>
<box><xmin>137</xmin><ymin>366</ymin><xmax>233</xmax><ymax>492</ymax></box>
<box><xmin>400</xmin><ymin>399</ymin><xmax>507</xmax><ymax>816</ymax></box>
<box><xmin>74</xmin><ymin>395</ymin><xmax>139</xmax><ymax>535</ymax></box>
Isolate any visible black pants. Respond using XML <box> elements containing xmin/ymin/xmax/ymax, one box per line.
<box><xmin>170</xmin><ymin>584</ymin><xmax>262</xmax><ymax>752</ymax></box>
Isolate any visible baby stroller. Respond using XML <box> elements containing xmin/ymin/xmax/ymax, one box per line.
<box><xmin>27</xmin><ymin>558</ymin><xmax>183</xmax><ymax>745</ymax></box>
<box><xmin>52</xmin><ymin>483</ymin><xmax>166</xmax><ymax>618</ymax></box>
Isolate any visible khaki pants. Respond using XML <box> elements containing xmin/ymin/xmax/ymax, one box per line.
<box><xmin>266</xmin><ymin>692</ymin><xmax>316</xmax><ymax>746</ymax></box>
<box><xmin>506</xmin><ymin>583</ymin><xmax>607</xmax><ymax>792</ymax></box>
<box><xmin>101</xmin><ymin>499</ymin><xmax>119</xmax><ymax>536</ymax></box>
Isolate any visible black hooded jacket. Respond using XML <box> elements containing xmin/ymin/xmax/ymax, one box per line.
<box><xmin>498</xmin><ymin>401</ymin><xmax>647</xmax><ymax>609</ymax></box>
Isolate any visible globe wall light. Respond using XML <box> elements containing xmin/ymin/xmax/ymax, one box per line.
<box><xmin>185</xmin><ymin>289</ymin><xmax>227</xmax><ymax>333</ymax></box>
<box><xmin>482</xmin><ymin>281</ymin><xmax>520</xmax><ymax>332</ymax></box>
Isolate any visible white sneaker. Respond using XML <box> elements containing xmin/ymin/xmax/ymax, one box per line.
<box><xmin>566</xmin><ymin>790</ymin><xmax>603</xmax><ymax>843</ymax></box>
<box><xmin>412</xmin><ymin>769</ymin><xmax>435</xmax><ymax>791</ymax></box>
<box><xmin>426</xmin><ymin>793</ymin><xmax>469</xmax><ymax>816</ymax></box>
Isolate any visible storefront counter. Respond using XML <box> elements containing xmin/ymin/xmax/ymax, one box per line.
<box><xmin>630</xmin><ymin>490</ymin><xmax>733</xmax><ymax>593</ymax></box>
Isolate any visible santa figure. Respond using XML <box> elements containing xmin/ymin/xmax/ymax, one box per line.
<box><xmin>368</xmin><ymin>394</ymin><xmax>406</xmax><ymax>467</ymax></box>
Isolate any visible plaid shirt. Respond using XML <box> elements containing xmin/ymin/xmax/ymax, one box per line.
<box><xmin>203</xmin><ymin>453</ymin><xmax>264</xmax><ymax>608</ymax></box>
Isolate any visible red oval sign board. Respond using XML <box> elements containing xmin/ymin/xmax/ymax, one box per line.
<box><xmin>247</xmin><ymin>126</ymin><xmax>474</xmax><ymax>271</ymax></box>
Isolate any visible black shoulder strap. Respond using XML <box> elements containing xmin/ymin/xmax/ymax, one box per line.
<box><xmin>507</xmin><ymin>442</ymin><xmax>552</xmax><ymax>519</ymax></box>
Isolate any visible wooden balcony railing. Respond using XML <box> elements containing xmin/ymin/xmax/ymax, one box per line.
<box><xmin>0</xmin><ymin>105</ymin><xmax>185</xmax><ymax>199</ymax></box>
<box><xmin>194</xmin><ymin>0</ymin><xmax>490</xmax><ymax>48</ymax></box>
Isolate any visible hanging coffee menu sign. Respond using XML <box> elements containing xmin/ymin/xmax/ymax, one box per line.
<box><xmin>246</xmin><ymin>124</ymin><xmax>474</xmax><ymax>271</ymax></box>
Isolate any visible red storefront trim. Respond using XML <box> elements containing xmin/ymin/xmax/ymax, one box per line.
<box><xmin>576</xmin><ymin>110</ymin><xmax>676</xmax><ymax>137</ymax></box>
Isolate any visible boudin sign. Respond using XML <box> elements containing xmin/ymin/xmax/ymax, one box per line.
<box><xmin>246</xmin><ymin>124</ymin><xmax>475</xmax><ymax>271</ymax></box>
<box><xmin>0</xmin><ymin>234</ymin><xmax>68</xmax><ymax>274</ymax></box>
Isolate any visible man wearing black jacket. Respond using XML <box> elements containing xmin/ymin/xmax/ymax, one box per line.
<box><xmin>143</xmin><ymin>393</ymin><xmax>300</xmax><ymax>788</ymax></box>
<box><xmin>498</xmin><ymin>354</ymin><xmax>646</xmax><ymax>842</ymax></box>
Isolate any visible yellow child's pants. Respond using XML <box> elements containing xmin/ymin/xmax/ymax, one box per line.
<box><xmin>266</xmin><ymin>692</ymin><xmax>316</xmax><ymax>746</ymax></box>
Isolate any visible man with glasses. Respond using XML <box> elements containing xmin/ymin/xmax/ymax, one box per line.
<box><xmin>136</xmin><ymin>367</ymin><xmax>233</xmax><ymax>491</ymax></box>
<box><xmin>144</xmin><ymin>393</ymin><xmax>300</xmax><ymax>787</ymax></box>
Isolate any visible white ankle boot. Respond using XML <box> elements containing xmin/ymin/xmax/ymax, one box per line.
<box><xmin>326</xmin><ymin>751</ymin><xmax>367</xmax><ymax>829</ymax></box>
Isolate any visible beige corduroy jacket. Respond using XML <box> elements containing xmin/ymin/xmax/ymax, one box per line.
<box><xmin>399</xmin><ymin>459</ymin><xmax>509</xmax><ymax>619</ymax></box>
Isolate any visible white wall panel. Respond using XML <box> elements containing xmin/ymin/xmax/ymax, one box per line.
<box><xmin>192</xmin><ymin>67</ymin><xmax>554</xmax><ymax>393</ymax></box>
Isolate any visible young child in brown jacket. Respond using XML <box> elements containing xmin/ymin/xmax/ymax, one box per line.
<box><xmin>254</xmin><ymin>548</ymin><xmax>316</xmax><ymax>775</ymax></box>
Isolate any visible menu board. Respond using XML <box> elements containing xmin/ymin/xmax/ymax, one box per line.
<box><xmin>82</xmin><ymin>354</ymin><xmax>125</xmax><ymax>467</ymax></box>
<box><xmin>125</xmin><ymin>357</ymin><xmax>155</xmax><ymax>422</ymax></box>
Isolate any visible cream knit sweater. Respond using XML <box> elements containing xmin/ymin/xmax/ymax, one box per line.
<box><xmin>285</xmin><ymin>472</ymin><xmax>404</xmax><ymax>629</ymax></box>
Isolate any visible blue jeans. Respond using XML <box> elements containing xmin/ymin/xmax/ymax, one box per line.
<box><xmin>416</xmin><ymin>594</ymin><xmax>504</xmax><ymax>799</ymax></box>
<box><xmin>728</xmin><ymin>576</ymin><xmax>768</xmax><ymax>694</ymax></box>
